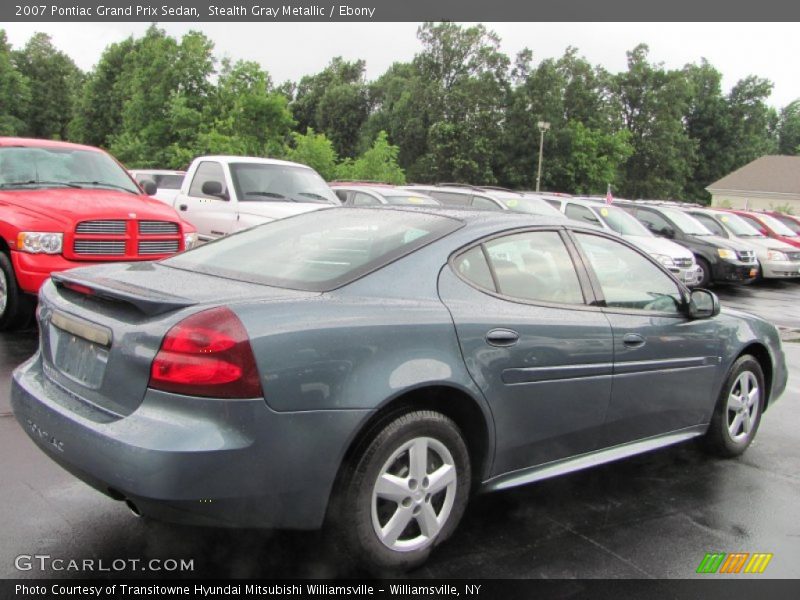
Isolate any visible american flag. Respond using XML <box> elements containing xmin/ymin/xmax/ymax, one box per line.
<box><xmin>605</xmin><ymin>184</ymin><xmax>613</xmax><ymax>205</ymax></box>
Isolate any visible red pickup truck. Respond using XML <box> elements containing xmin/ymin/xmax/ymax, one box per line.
<box><xmin>0</xmin><ymin>137</ymin><xmax>197</xmax><ymax>330</ymax></box>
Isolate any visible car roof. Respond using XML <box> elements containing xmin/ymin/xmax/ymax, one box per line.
<box><xmin>194</xmin><ymin>156</ymin><xmax>312</xmax><ymax>169</ymax></box>
<box><xmin>0</xmin><ymin>136</ymin><xmax>105</xmax><ymax>153</ymax></box>
<box><xmin>359</xmin><ymin>204</ymin><xmax>571</xmax><ymax>229</ymax></box>
<box><xmin>131</xmin><ymin>169</ymin><xmax>186</xmax><ymax>175</ymax></box>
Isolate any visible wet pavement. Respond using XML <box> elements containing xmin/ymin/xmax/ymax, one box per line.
<box><xmin>1</xmin><ymin>282</ymin><xmax>798</xmax><ymax>580</ymax></box>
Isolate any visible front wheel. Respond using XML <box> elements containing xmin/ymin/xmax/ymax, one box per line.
<box><xmin>695</xmin><ymin>256</ymin><xmax>712</xmax><ymax>288</ymax></box>
<box><xmin>329</xmin><ymin>410</ymin><xmax>471</xmax><ymax>572</ymax></box>
<box><xmin>703</xmin><ymin>355</ymin><xmax>765</xmax><ymax>457</ymax></box>
<box><xmin>0</xmin><ymin>252</ymin><xmax>34</xmax><ymax>331</ymax></box>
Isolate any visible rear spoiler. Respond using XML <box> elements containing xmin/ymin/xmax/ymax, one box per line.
<box><xmin>51</xmin><ymin>272</ymin><xmax>196</xmax><ymax>316</ymax></box>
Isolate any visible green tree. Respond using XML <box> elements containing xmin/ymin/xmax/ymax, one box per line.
<box><xmin>557</xmin><ymin>121</ymin><xmax>633</xmax><ymax>194</ymax></box>
<box><xmin>611</xmin><ymin>44</ymin><xmax>696</xmax><ymax>199</ymax></box>
<box><xmin>69</xmin><ymin>37</ymin><xmax>135</xmax><ymax>147</ymax></box>
<box><xmin>336</xmin><ymin>131</ymin><xmax>406</xmax><ymax>184</ymax></box>
<box><xmin>13</xmin><ymin>33</ymin><xmax>82</xmax><ymax>139</ymax></box>
<box><xmin>725</xmin><ymin>76</ymin><xmax>778</xmax><ymax>167</ymax></box>
<box><xmin>778</xmin><ymin>99</ymin><xmax>800</xmax><ymax>154</ymax></box>
<box><xmin>291</xmin><ymin>57</ymin><xmax>368</xmax><ymax>158</ymax></box>
<box><xmin>0</xmin><ymin>30</ymin><xmax>30</xmax><ymax>135</ymax></box>
<box><xmin>286</xmin><ymin>128</ymin><xmax>338</xmax><ymax>180</ymax></box>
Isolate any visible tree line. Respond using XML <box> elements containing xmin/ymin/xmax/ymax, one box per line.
<box><xmin>2</xmin><ymin>23</ymin><xmax>799</xmax><ymax>201</ymax></box>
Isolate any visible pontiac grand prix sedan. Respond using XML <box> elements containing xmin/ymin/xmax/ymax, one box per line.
<box><xmin>12</xmin><ymin>207</ymin><xmax>788</xmax><ymax>571</ymax></box>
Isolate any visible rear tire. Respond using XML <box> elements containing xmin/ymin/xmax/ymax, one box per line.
<box><xmin>696</xmin><ymin>256</ymin><xmax>712</xmax><ymax>288</ymax></box>
<box><xmin>703</xmin><ymin>355</ymin><xmax>765</xmax><ymax>457</ymax></box>
<box><xmin>0</xmin><ymin>252</ymin><xmax>34</xmax><ymax>332</ymax></box>
<box><xmin>328</xmin><ymin>410</ymin><xmax>471</xmax><ymax>573</ymax></box>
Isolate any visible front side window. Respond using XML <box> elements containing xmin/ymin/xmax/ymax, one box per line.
<box><xmin>692</xmin><ymin>214</ymin><xmax>727</xmax><ymax>237</ymax></box>
<box><xmin>474</xmin><ymin>231</ymin><xmax>584</xmax><ymax>305</ymax></box>
<box><xmin>575</xmin><ymin>233</ymin><xmax>683</xmax><ymax>313</ymax></box>
<box><xmin>189</xmin><ymin>161</ymin><xmax>227</xmax><ymax>200</ymax></box>
<box><xmin>634</xmin><ymin>209</ymin><xmax>672</xmax><ymax>235</ymax></box>
<box><xmin>565</xmin><ymin>203</ymin><xmax>601</xmax><ymax>226</ymax></box>
<box><xmin>429</xmin><ymin>191</ymin><xmax>471</xmax><ymax>206</ymax></box>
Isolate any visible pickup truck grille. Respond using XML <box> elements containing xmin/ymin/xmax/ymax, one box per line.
<box><xmin>673</xmin><ymin>257</ymin><xmax>693</xmax><ymax>268</ymax></box>
<box><xmin>71</xmin><ymin>219</ymin><xmax>182</xmax><ymax>260</ymax></box>
<box><xmin>74</xmin><ymin>240</ymin><xmax>126</xmax><ymax>255</ymax></box>
<box><xmin>138</xmin><ymin>240</ymin><xmax>179</xmax><ymax>255</ymax></box>
<box><xmin>75</xmin><ymin>220</ymin><xmax>127</xmax><ymax>234</ymax></box>
<box><xmin>139</xmin><ymin>220</ymin><xmax>179</xmax><ymax>235</ymax></box>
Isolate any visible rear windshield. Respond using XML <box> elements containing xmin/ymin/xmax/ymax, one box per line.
<box><xmin>152</xmin><ymin>174</ymin><xmax>184</xmax><ymax>189</ymax></box>
<box><xmin>162</xmin><ymin>209</ymin><xmax>462</xmax><ymax>291</ymax></box>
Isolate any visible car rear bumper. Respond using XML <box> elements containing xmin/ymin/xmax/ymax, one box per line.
<box><xmin>11</xmin><ymin>353</ymin><xmax>369</xmax><ymax>530</ymax></box>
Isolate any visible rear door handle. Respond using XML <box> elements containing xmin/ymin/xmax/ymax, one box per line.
<box><xmin>486</xmin><ymin>329</ymin><xmax>519</xmax><ymax>347</ymax></box>
<box><xmin>623</xmin><ymin>333</ymin><xmax>646</xmax><ymax>348</ymax></box>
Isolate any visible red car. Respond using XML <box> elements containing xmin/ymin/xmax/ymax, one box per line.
<box><xmin>0</xmin><ymin>137</ymin><xmax>198</xmax><ymax>330</ymax></box>
<box><xmin>759</xmin><ymin>210</ymin><xmax>800</xmax><ymax>237</ymax></box>
<box><xmin>720</xmin><ymin>208</ymin><xmax>800</xmax><ymax>249</ymax></box>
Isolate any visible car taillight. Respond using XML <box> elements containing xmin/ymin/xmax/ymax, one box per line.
<box><xmin>149</xmin><ymin>307</ymin><xmax>263</xmax><ymax>399</ymax></box>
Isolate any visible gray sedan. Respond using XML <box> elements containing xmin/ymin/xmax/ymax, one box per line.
<box><xmin>12</xmin><ymin>207</ymin><xmax>788</xmax><ymax>571</ymax></box>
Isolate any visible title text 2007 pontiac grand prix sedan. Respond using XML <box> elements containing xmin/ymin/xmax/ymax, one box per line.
<box><xmin>12</xmin><ymin>207</ymin><xmax>787</xmax><ymax>570</ymax></box>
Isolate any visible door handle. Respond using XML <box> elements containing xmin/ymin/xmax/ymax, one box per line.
<box><xmin>486</xmin><ymin>328</ymin><xmax>519</xmax><ymax>347</ymax></box>
<box><xmin>623</xmin><ymin>333</ymin><xmax>646</xmax><ymax>348</ymax></box>
<box><xmin>178</xmin><ymin>204</ymin><xmax>188</xmax><ymax>211</ymax></box>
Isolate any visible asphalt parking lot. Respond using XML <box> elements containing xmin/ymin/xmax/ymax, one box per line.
<box><xmin>1</xmin><ymin>280</ymin><xmax>798</xmax><ymax>580</ymax></box>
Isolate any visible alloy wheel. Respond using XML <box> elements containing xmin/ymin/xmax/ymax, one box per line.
<box><xmin>726</xmin><ymin>371</ymin><xmax>760</xmax><ymax>443</ymax></box>
<box><xmin>371</xmin><ymin>436</ymin><xmax>457</xmax><ymax>552</ymax></box>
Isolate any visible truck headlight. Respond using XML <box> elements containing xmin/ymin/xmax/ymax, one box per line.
<box><xmin>183</xmin><ymin>232</ymin><xmax>198</xmax><ymax>250</ymax></box>
<box><xmin>767</xmin><ymin>250</ymin><xmax>789</xmax><ymax>261</ymax></box>
<box><xmin>717</xmin><ymin>249</ymin><xmax>737</xmax><ymax>260</ymax></box>
<box><xmin>17</xmin><ymin>232</ymin><xmax>63</xmax><ymax>254</ymax></box>
<box><xmin>651</xmin><ymin>254</ymin><xmax>675</xmax><ymax>267</ymax></box>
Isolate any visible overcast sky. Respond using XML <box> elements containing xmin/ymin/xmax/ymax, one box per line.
<box><xmin>5</xmin><ymin>22</ymin><xmax>799</xmax><ymax>108</ymax></box>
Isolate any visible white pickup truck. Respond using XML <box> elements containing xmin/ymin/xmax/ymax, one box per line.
<box><xmin>164</xmin><ymin>156</ymin><xmax>340</xmax><ymax>242</ymax></box>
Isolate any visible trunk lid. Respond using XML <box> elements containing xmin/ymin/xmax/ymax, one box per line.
<box><xmin>38</xmin><ymin>262</ymin><xmax>316</xmax><ymax>416</ymax></box>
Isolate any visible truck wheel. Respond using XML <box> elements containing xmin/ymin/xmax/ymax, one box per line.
<box><xmin>0</xmin><ymin>253</ymin><xmax>34</xmax><ymax>331</ymax></box>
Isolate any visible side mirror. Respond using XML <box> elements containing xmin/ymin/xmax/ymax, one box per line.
<box><xmin>688</xmin><ymin>288</ymin><xmax>720</xmax><ymax>319</ymax></box>
<box><xmin>660</xmin><ymin>226</ymin><xmax>675</xmax><ymax>239</ymax></box>
<box><xmin>201</xmin><ymin>180</ymin><xmax>228</xmax><ymax>200</ymax></box>
<box><xmin>138</xmin><ymin>179</ymin><xmax>157</xmax><ymax>196</ymax></box>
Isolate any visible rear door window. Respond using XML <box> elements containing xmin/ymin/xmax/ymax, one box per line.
<box><xmin>565</xmin><ymin>203</ymin><xmax>601</xmax><ymax>226</ymax></box>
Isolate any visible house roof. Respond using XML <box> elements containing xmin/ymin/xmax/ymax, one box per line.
<box><xmin>707</xmin><ymin>155</ymin><xmax>800</xmax><ymax>195</ymax></box>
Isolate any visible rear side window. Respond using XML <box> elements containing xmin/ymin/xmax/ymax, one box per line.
<box><xmin>472</xmin><ymin>196</ymin><xmax>502</xmax><ymax>211</ymax></box>
<box><xmin>189</xmin><ymin>161</ymin><xmax>226</xmax><ymax>200</ymax></box>
<box><xmin>163</xmin><ymin>209</ymin><xmax>462</xmax><ymax>291</ymax></box>
<box><xmin>455</xmin><ymin>231</ymin><xmax>584</xmax><ymax>305</ymax></box>
<box><xmin>153</xmin><ymin>174</ymin><xmax>184</xmax><ymax>189</ymax></box>
<box><xmin>353</xmin><ymin>192</ymin><xmax>380</xmax><ymax>206</ymax></box>
<box><xmin>429</xmin><ymin>191</ymin><xmax>471</xmax><ymax>206</ymax></box>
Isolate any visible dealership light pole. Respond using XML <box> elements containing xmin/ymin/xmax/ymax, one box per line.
<box><xmin>535</xmin><ymin>120</ymin><xmax>550</xmax><ymax>192</ymax></box>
